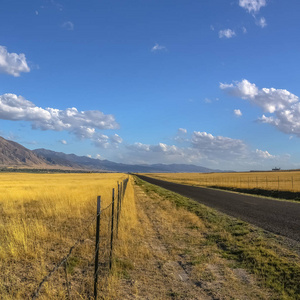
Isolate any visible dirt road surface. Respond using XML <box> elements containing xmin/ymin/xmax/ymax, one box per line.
<box><xmin>136</xmin><ymin>175</ymin><xmax>300</xmax><ymax>242</ymax></box>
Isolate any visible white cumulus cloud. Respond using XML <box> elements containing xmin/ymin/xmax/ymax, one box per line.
<box><xmin>0</xmin><ymin>93</ymin><xmax>119</xmax><ymax>140</ymax></box>
<box><xmin>123</xmin><ymin>129</ymin><xmax>279</xmax><ymax>169</ymax></box>
<box><xmin>0</xmin><ymin>46</ymin><xmax>30</xmax><ymax>77</ymax></box>
<box><xmin>191</xmin><ymin>131</ymin><xmax>247</xmax><ymax>159</ymax></box>
<box><xmin>92</xmin><ymin>133</ymin><xmax>109</xmax><ymax>148</ymax></box>
<box><xmin>239</xmin><ymin>0</ymin><xmax>267</xmax><ymax>14</ymax></box>
<box><xmin>220</xmin><ymin>79</ymin><xmax>300</xmax><ymax>136</ymax></box>
<box><xmin>256</xmin><ymin>17</ymin><xmax>267</xmax><ymax>28</ymax></box>
<box><xmin>110</xmin><ymin>134</ymin><xmax>123</xmax><ymax>145</ymax></box>
<box><xmin>219</xmin><ymin>29</ymin><xmax>236</xmax><ymax>39</ymax></box>
<box><xmin>234</xmin><ymin>109</ymin><xmax>243</xmax><ymax>117</ymax></box>
<box><xmin>255</xmin><ymin>149</ymin><xmax>275</xmax><ymax>159</ymax></box>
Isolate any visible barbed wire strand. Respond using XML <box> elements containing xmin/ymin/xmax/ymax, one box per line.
<box><xmin>31</xmin><ymin>201</ymin><xmax>113</xmax><ymax>299</ymax></box>
<box><xmin>31</xmin><ymin>180</ymin><xmax>128</xmax><ymax>299</ymax></box>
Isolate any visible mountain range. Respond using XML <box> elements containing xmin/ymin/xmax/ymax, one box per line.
<box><xmin>0</xmin><ymin>136</ymin><xmax>221</xmax><ymax>173</ymax></box>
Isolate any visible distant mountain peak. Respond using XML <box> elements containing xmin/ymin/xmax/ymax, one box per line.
<box><xmin>0</xmin><ymin>137</ymin><xmax>51</xmax><ymax>167</ymax></box>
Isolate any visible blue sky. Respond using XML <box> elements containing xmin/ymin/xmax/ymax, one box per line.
<box><xmin>0</xmin><ymin>0</ymin><xmax>300</xmax><ymax>171</ymax></box>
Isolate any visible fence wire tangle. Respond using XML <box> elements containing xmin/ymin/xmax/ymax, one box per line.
<box><xmin>31</xmin><ymin>177</ymin><xmax>129</xmax><ymax>300</ymax></box>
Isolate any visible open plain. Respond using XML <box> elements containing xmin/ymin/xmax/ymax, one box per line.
<box><xmin>1</xmin><ymin>173</ymin><xmax>300</xmax><ymax>299</ymax></box>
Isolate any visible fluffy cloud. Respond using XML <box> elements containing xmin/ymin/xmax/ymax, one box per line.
<box><xmin>256</xmin><ymin>17</ymin><xmax>267</xmax><ymax>28</ymax></box>
<box><xmin>110</xmin><ymin>134</ymin><xmax>123</xmax><ymax>145</ymax></box>
<box><xmin>123</xmin><ymin>130</ymin><xmax>278</xmax><ymax>169</ymax></box>
<box><xmin>0</xmin><ymin>46</ymin><xmax>30</xmax><ymax>77</ymax></box>
<box><xmin>92</xmin><ymin>133</ymin><xmax>109</xmax><ymax>148</ymax></box>
<box><xmin>175</xmin><ymin>128</ymin><xmax>188</xmax><ymax>143</ymax></box>
<box><xmin>221</xmin><ymin>79</ymin><xmax>300</xmax><ymax>136</ymax></box>
<box><xmin>255</xmin><ymin>149</ymin><xmax>275</xmax><ymax>159</ymax></box>
<box><xmin>126</xmin><ymin>142</ymin><xmax>187</xmax><ymax>164</ymax></box>
<box><xmin>59</xmin><ymin>139</ymin><xmax>67</xmax><ymax>145</ymax></box>
<box><xmin>90</xmin><ymin>133</ymin><xmax>123</xmax><ymax>149</ymax></box>
<box><xmin>239</xmin><ymin>1</ymin><xmax>267</xmax><ymax>28</ymax></box>
<box><xmin>0</xmin><ymin>93</ymin><xmax>119</xmax><ymax>141</ymax></box>
<box><xmin>234</xmin><ymin>109</ymin><xmax>242</xmax><ymax>117</ymax></box>
<box><xmin>219</xmin><ymin>29</ymin><xmax>236</xmax><ymax>39</ymax></box>
<box><xmin>239</xmin><ymin>0</ymin><xmax>267</xmax><ymax>14</ymax></box>
<box><xmin>151</xmin><ymin>43</ymin><xmax>167</xmax><ymax>52</ymax></box>
<box><xmin>129</xmin><ymin>142</ymin><xmax>182</xmax><ymax>155</ymax></box>
<box><xmin>178</xmin><ymin>128</ymin><xmax>187</xmax><ymax>134</ymax></box>
<box><xmin>191</xmin><ymin>131</ymin><xmax>247</xmax><ymax>159</ymax></box>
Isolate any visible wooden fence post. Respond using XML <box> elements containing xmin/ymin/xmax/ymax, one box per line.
<box><xmin>94</xmin><ymin>196</ymin><xmax>101</xmax><ymax>299</ymax></box>
<box><xmin>120</xmin><ymin>182</ymin><xmax>123</xmax><ymax>212</ymax></box>
<box><xmin>109</xmin><ymin>189</ymin><xmax>115</xmax><ymax>270</ymax></box>
<box><xmin>116</xmin><ymin>183</ymin><xmax>120</xmax><ymax>238</ymax></box>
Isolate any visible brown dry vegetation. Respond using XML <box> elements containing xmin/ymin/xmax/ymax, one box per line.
<box><xmin>143</xmin><ymin>171</ymin><xmax>300</xmax><ymax>193</ymax></box>
<box><xmin>0</xmin><ymin>173</ymin><xmax>130</xmax><ymax>299</ymax></box>
<box><xmin>113</xmin><ymin>180</ymin><xmax>274</xmax><ymax>299</ymax></box>
<box><xmin>1</xmin><ymin>173</ymin><xmax>300</xmax><ymax>299</ymax></box>
<box><xmin>125</xmin><ymin>177</ymin><xmax>300</xmax><ymax>300</ymax></box>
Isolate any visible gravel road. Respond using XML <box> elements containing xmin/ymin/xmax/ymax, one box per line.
<box><xmin>136</xmin><ymin>175</ymin><xmax>300</xmax><ymax>242</ymax></box>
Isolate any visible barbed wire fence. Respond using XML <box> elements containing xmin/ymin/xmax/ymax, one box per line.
<box><xmin>31</xmin><ymin>177</ymin><xmax>129</xmax><ymax>300</ymax></box>
<box><xmin>196</xmin><ymin>174</ymin><xmax>300</xmax><ymax>192</ymax></box>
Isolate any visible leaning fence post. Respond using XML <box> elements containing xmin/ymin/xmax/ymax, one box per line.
<box><xmin>109</xmin><ymin>189</ymin><xmax>115</xmax><ymax>270</ymax></box>
<box><xmin>94</xmin><ymin>196</ymin><xmax>101</xmax><ymax>300</ymax></box>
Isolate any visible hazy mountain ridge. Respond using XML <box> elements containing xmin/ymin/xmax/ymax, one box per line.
<box><xmin>0</xmin><ymin>136</ymin><xmax>222</xmax><ymax>172</ymax></box>
<box><xmin>33</xmin><ymin>148</ymin><xmax>221</xmax><ymax>173</ymax></box>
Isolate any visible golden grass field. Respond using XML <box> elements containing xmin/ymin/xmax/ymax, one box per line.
<box><xmin>143</xmin><ymin>171</ymin><xmax>300</xmax><ymax>192</ymax></box>
<box><xmin>0</xmin><ymin>172</ymin><xmax>135</xmax><ymax>299</ymax></box>
<box><xmin>1</xmin><ymin>172</ymin><xmax>300</xmax><ymax>299</ymax></box>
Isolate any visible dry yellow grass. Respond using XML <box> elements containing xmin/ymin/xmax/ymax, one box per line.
<box><xmin>143</xmin><ymin>171</ymin><xmax>300</xmax><ymax>192</ymax></box>
<box><xmin>0</xmin><ymin>172</ymin><xmax>132</xmax><ymax>299</ymax></box>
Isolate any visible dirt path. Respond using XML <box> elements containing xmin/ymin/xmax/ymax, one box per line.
<box><xmin>118</xmin><ymin>184</ymin><xmax>271</xmax><ymax>299</ymax></box>
<box><xmin>136</xmin><ymin>175</ymin><xmax>300</xmax><ymax>242</ymax></box>
<box><xmin>119</xmin><ymin>186</ymin><xmax>209</xmax><ymax>299</ymax></box>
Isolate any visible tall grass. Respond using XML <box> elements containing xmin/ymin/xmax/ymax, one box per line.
<box><xmin>0</xmin><ymin>173</ymin><xmax>130</xmax><ymax>299</ymax></box>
